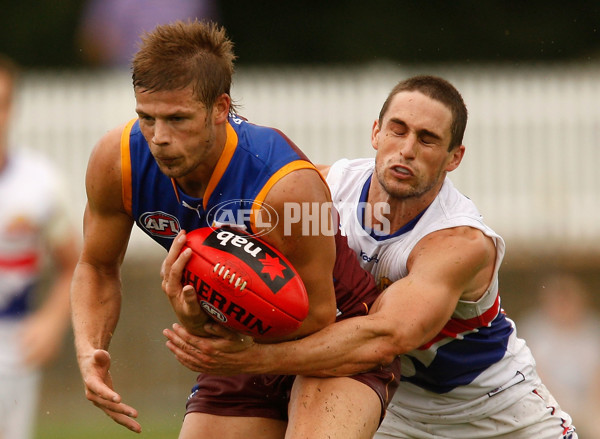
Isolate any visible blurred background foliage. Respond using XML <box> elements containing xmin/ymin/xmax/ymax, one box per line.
<box><xmin>0</xmin><ymin>0</ymin><xmax>599</xmax><ymax>69</ymax></box>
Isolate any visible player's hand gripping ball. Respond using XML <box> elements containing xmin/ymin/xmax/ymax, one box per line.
<box><xmin>180</xmin><ymin>226</ymin><xmax>309</xmax><ymax>339</ymax></box>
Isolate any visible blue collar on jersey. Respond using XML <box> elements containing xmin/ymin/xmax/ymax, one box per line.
<box><xmin>358</xmin><ymin>173</ymin><xmax>427</xmax><ymax>241</ymax></box>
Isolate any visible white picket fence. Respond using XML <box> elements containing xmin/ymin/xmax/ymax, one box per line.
<box><xmin>9</xmin><ymin>63</ymin><xmax>600</xmax><ymax>256</ymax></box>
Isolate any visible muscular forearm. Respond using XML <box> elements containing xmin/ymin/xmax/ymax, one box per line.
<box><xmin>194</xmin><ymin>314</ymin><xmax>400</xmax><ymax>377</ymax></box>
<box><xmin>71</xmin><ymin>262</ymin><xmax>122</xmax><ymax>361</ymax></box>
<box><xmin>261</xmin><ymin>316</ymin><xmax>398</xmax><ymax>376</ymax></box>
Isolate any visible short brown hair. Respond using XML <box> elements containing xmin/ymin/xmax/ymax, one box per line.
<box><xmin>132</xmin><ymin>20</ymin><xmax>236</xmax><ymax>111</ymax></box>
<box><xmin>378</xmin><ymin>75</ymin><xmax>467</xmax><ymax>150</ymax></box>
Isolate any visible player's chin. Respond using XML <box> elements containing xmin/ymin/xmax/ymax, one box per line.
<box><xmin>155</xmin><ymin>160</ymin><xmax>186</xmax><ymax>178</ymax></box>
<box><xmin>385</xmin><ymin>179</ymin><xmax>424</xmax><ymax>199</ymax></box>
<box><xmin>157</xmin><ymin>166</ymin><xmax>181</xmax><ymax>179</ymax></box>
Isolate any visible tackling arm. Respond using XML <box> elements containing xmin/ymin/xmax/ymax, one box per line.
<box><xmin>164</xmin><ymin>226</ymin><xmax>497</xmax><ymax>376</ymax></box>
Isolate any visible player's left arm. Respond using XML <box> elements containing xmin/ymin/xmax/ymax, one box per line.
<box><xmin>164</xmin><ymin>226</ymin><xmax>497</xmax><ymax>375</ymax></box>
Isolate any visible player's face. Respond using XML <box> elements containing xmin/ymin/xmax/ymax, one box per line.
<box><xmin>371</xmin><ymin>91</ymin><xmax>464</xmax><ymax>201</ymax></box>
<box><xmin>135</xmin><ymin>86</ymin><xmax>226</xmax><ymax>183</ymax></box>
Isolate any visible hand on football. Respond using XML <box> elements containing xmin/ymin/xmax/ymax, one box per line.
<box><xmin>163</xmin><ymin>322</ymin><xmax>259</xmax><ymax>375</ymax></box>
<box><xmin>161</xmin><ymin>230</ymin><xmax>211</xmax><ymax>336</ymax></box>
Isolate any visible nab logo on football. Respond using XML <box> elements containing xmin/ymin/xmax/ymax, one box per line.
<box><xmin>204</xmin><ymin>228</ymin><xmax>294</xmax><ymax>293</ymax></box>
<box><xmin>140</xmin><ymin>211</ymin><xmax>180</xmax><ymax>238</ymax></box>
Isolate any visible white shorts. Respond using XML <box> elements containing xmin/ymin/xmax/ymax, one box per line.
<box><xmin>0</xmin><ymin>369</ymin><xmax>41</xmax><ymax>439</ymax></box>
<box><xmin>375</xmin><ymin>384</ymin><xmax>577</xmax><ymax>439</ymax></box>
<box><xmin>0</xmin><ymin>320</ymin><xmax>42</xmax><ymax>439</ymax></box>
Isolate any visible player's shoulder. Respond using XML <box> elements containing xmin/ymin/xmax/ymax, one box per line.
<box><xmin>419</xmin><ymin>225</ymin><xmax>493</xmax><ymax>250</ymax></box>
<box><xmin>328</xmin><ymin>157</ymin><xmax>373</xmax><ymax>177</ymax></box>
<box><xmin>326</xmin><ymin>157</ymin><xmax>374</xmax><ymax>191</ymax></box>
<box><xmin>85</xmin><ymin>121</ymin><xmax>132</xmax><ymax>203</ymax></box>
<box><xmin>101</xmin><ymin>121</ymin><xmax>132</xmax><ymax>146</ymax></box>
<box><xmin>413</xmin><ymin>226</ymin><xmax>497</xmax><ymax>278</ymax></box>
<box><xmin>88</xmin><ymin>121</ymin><xmax>131</xmax><ymax>165</ymax></box>
<box><xmin>268</xmin><ymin>166</ymin><xmax>330</xmax><ymax>205</ymax></box>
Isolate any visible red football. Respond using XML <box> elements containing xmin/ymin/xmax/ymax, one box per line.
<box><xmin>180</xmin><ymin>226</ymin><xmax>309</xmax><ymax>339</ymax></box>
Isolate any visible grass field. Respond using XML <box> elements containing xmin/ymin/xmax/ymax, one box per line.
<box><xmin>33</xmin><ymin>255</ymin><xmax>196</xmax><ymax>438</ymax></box>
<box><xmin>36</xmin><ymin>412</ymin><xmax>183</xmax><ymax>438</ymax></box>
<box><xmin>34</xmin><ymin>368</ymin><xmax>189</xmax><ymax>439</ymax></box>
<box><xmin>36</xmin><ymin>423</ymin><xmax>180</xmax><ymax>439</ymax></box>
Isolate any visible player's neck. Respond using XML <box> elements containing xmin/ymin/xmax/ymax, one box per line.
<box><xmin>367</xmin><ymin>180</ymin><xmax>441</xmax><ymax>234</ymax></box>
<box><xmin>174</xmin><ymin>126</ymin><xmax>228</xmax><ymax>198</ymax></box>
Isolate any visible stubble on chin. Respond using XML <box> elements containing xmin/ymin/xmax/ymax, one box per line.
<box><xmin>156</xmin><ymin>161</ymin><xmax>184</xmax><ymax>179</ymax></box>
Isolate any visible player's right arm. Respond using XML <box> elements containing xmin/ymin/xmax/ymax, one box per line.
<box><xmin>70</xmin><ymin>124</ymin><xmax>142</xmax><ymax>433</ymax></box>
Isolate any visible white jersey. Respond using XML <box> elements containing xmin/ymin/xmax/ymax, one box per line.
<box><xmin>0</xmin><ymin>149</ymin><xmax>71</xmax><ymax>372</ymax></box>
<box><xmin>326</xmin><ymin>158</ymin><xmax>567</xmax><ymax>430</ymax></box>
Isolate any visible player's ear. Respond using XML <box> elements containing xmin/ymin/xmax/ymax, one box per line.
<box><xmin>445</xmin><ymin>144</ymin><xmax>465</xmax><ymax>172</ymax></box>
<box><xmin>371</xmin><ymin>119</ymin><xmax>381</xmax><ymax>151</ymax></box>
<box><xmin>213</xmin><ymin>93</ymin><xmax>230</xmax><ymax>124</ymax></box>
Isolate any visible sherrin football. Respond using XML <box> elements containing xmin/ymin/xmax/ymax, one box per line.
<box><xmin>180</xmin><ymin>226</ymin><xmax>309</xmax><ymax>339</ymax></box>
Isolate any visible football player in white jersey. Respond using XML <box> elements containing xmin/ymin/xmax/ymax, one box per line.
<box><xmin>0</xmin><ymin>55</ymin><xmax>80</xmax><ymax>439</ymax></box>
<box><xmin>163</xmin><ymin>75</ymin><xmax>577</xmax><ymax>438</ymax></box>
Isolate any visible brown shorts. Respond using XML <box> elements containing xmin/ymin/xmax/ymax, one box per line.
<box><xmin>185</xmin><ymin>359</ymin><xmax>401</xmax><ymax>422</ymax></box>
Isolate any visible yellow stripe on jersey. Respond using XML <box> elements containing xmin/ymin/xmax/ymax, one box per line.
<box><xmin>202</xmin><ymin>122</ymin><xmax>238</xmax><ymax>210</ymax></box>
<box><xmin>120</xmin><ymin>118</ymin><xmax>137</xmax><ymax>217</ymax></box>
<box><xmin>250</xmin><ymin>160</ymin><xmax>325</xmax><ymax>234</ymax></box>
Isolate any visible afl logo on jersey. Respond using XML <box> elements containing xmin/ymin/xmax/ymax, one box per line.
<box><xmin>140</xmin><ymin>211</ymin><xmax>181</xmax><ymax>238</ymax></box>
